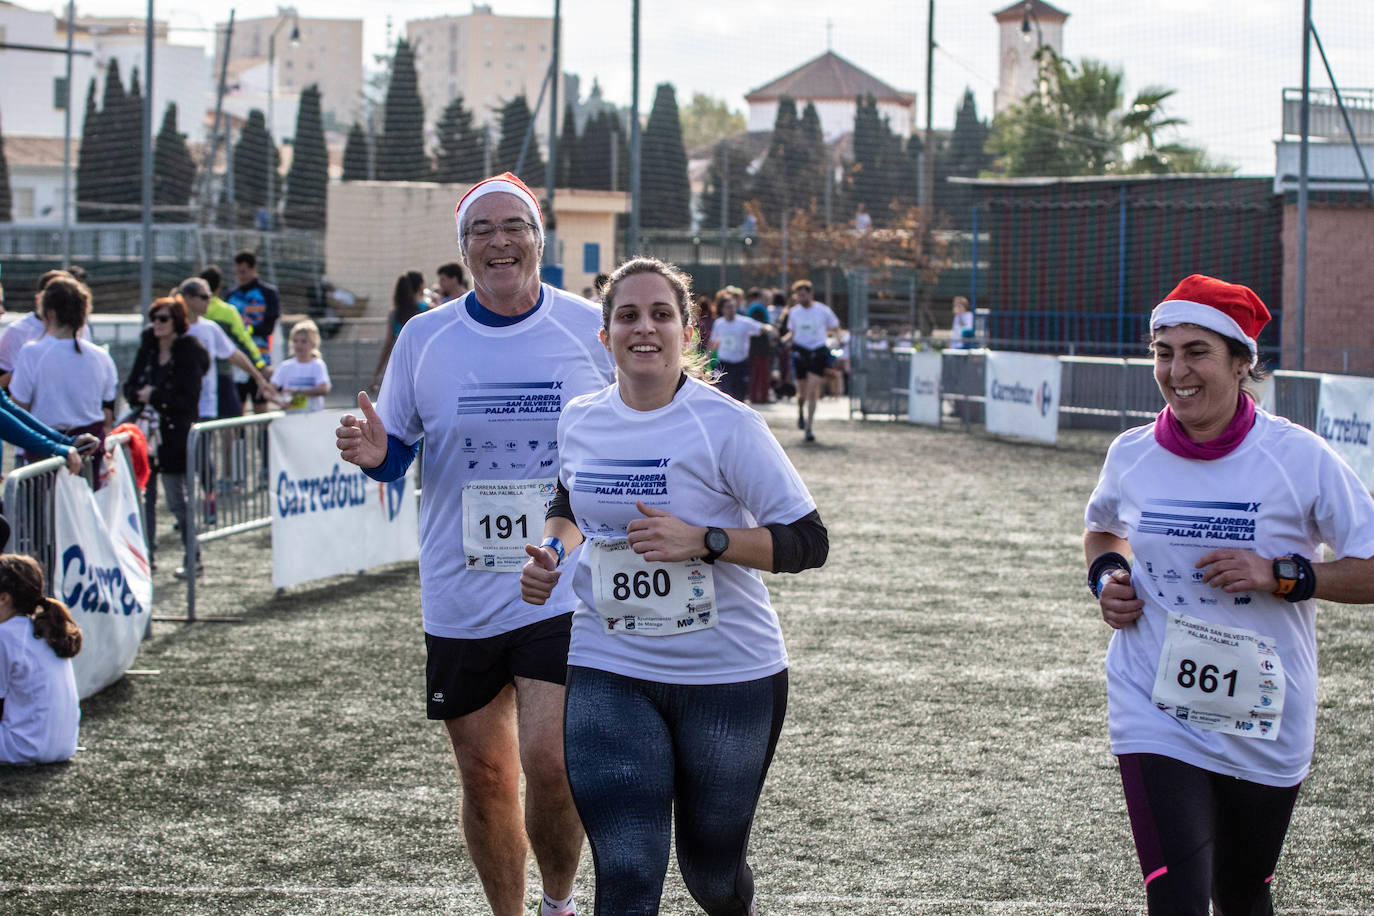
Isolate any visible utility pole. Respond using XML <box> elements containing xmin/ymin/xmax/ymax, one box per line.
<box><xmin>628</xmin><ymin>0</ymin><xmax>641</xmax><ymax>255</ymax></box>
<box><xmin>139</xmin><ymin>0</ymin><xmax>155</xmax><ymax>317</ymax></box>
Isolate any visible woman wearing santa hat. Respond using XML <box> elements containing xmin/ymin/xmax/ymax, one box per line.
<box><xmin>1082</xmin><ymin>274</ymin><xmax>1374</xmax><ymax>914</ymax></box>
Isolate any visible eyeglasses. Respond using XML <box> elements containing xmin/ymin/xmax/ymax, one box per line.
<box><xmin>466</xmin><ymin>219</ymin><xmax>536</xmax><ymax>240</ymax></box>
<box><xmin>151</xmin><ymin>312</ymin><xmax>173</xmax><ymax>323</ymax></box>
<box><xmin>182</xmin><ymin>290</ymin><xmax>210</xmax><ymax>300</ymax></box>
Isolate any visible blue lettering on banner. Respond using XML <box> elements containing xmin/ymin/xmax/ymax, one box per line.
<box><xmin>1317</xmin><ymin>407</ymin><xmax>1372</xmax><ymax>446</ymax></box>
<box><xmin>990</xmin><ymin>377</ymin><xmax>1053</xmax><ymax>417</ymax></box>
<box><xmin>275</xmin><ymin>464</ymin><xmax>393</xmax><ymax>517</ymax></box>
<box><xmin>61</xmin><ymin>545</ymin><xmax>145</xmax><ymax>617</ymax></box>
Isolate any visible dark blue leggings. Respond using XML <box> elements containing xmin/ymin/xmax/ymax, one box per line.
<box><xmin>1118</xmin><ymin>753</ymin><xmax>1302</xmax><ymax>916</ymax></box>
<box><xmin>563</xmin><ymin>665</ymin><xmax>788</xmax><ymax>916</ymax></box>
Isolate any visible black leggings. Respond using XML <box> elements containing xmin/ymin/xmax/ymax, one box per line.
<box><xmin>564</xmin><ymin>665</ymin><xmax>788</xmax><ymax>916</ymax></box>
<box><xmin>1118</xmin><ymin>753</ymin><xmax>1302</xmax><ymax>916</ymax></box>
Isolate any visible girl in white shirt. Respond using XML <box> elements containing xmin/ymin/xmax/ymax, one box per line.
<box><xmin>0</xmin><ymin>553</ymin><xmax>81</xmax><ymax>765</ymax></box>
<box><xmin>521</xmin><ymin>257</ymin><xmax>828</xmax><ymax>916</ymax></box>
<box><xmin>271</xmin><ymin>319</ymin><xmax>332</xmax><ymax>413</ymax></box>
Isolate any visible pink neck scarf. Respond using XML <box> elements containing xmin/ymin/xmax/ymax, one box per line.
<box><xmin>1154</xmin><ymin>393</ymin><xmax>1256</xmax><ymax>460</ymax></box>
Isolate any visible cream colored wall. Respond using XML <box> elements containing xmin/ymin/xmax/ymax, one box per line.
<box><xmin>325</xmin><ymin>182</ymin><xmax>627</xmax><ymax>319</ymax></box>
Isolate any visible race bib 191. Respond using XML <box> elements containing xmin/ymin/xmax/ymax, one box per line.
<box><xmin>588</xmin><ymin>537</ymin><xmax>717</xmax><ymax>636</ymax></box>
<box><xmin>461</xmin><ymin>478</ymin><xmax>557</xmax><ymax>572</ymax></box>
<box><xmin>1150</xmin><ymin>612</ymin><xmax>1285</xmax><ymax>741</ymax></box>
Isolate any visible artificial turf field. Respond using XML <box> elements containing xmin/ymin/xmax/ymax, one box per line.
<box><xmin>2</xmin><ymin>402</ymin><xmax>1372</xmax><ymax>915</ymax></box>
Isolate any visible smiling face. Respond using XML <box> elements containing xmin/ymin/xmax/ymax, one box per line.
<box><xmin>1152</xmin><ymin>323</ymin><xmax>1250</xmax><ymax>441</ymax></box>
<box><xmin>460</xmin><ymin>193</ymin><xmax>542</xmax><ymax>312</ymax></box>
<box><xmin>601</xmin><ymin>272</ymin><xmax>691</xmax><ymax>390</ymax></box>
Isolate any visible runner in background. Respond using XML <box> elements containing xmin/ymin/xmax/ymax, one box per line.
<box><xmin>521</xmin><ymin>256</ymin><xmax>827</xmax><ymax>916</ymax></box>
<box><xmin>1083</xmin><ymin>274</ymin><xmax>1374</xmax><ymax>914</ymax></box>
<box><xmin>781</xmin><ymin>279</ymin><xmax>839</xmax><ymax>442</ymax></box>
<box><xmin>335</xmin><ymin>172</ymin><xmax>613</xmax><ymax>916</ymax></box>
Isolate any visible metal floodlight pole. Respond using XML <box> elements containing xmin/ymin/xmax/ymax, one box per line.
<box><xmin>266</xmin><ymin>9</ymin><xmax>300</xmax><ymax>231</ymax></box>
<box><xmin>544</xmin><ymin>0</ymin><xmax>560</xmax><ymax>269</ymax></box>
<box><xmin>61</xmin><ymin>1</ymin><xmax>74</xmax><ymax>263</ymax></box>
<box><xmin>922</xmin><ymin>0</ymin><xmax>934</xmax><ymax>212</ymax></box>
<box><xmin>629</xmin><ymin>0</ymin><xmax>641</xmax><ymax>256</ymax></box>
<box><xmin>204</xmin><ymin>10</ymin><xmax>236</xmax><ymax>227</ymax></box>
<box><xmin>1295</xmin><ymin>0</ymin><xmax>1310</xmax><ymax>371</ymax></box>
<box><xmin>139</xmin><ymin>0</ymin><xmax>155</xmax><ymax>314</ymax></box>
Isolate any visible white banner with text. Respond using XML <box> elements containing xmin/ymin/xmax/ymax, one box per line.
<box><xmin>1317</xmin><ymin>374</ymin><xmax>1374</xmax><ymax>490</ymax></box>
<box><xmin>55</xmin><ymin>447</ymin><xmax>153</xmax><ymax>699</ymax></box>
<box><xmin>907</xmin><ymin>351</ymin><xmax>943</xmax><ymax>426</ymax></box>
<box><xmin>269</xmin><ymin>411</ymin><xmax>420</xmax><ymax>589</ymax></box>
<box><xmin>983</xmin><ymin>351</ymin><xmax>1062</xmax><ymax>444</ymax></box>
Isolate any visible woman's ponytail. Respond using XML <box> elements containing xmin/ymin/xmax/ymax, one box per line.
<box><xmin>0</xmin><ymin>554</ymin><xmax>82</xmax><ymax>658</ymax></box>
<box><xmin>33</xmin><ymin>596</ymin><xmax>82</xmax><ymax>658</ymax></box>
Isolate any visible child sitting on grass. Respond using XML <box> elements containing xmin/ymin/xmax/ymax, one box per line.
<box><xmin>0</xmin><ymin>553</ymin><xmax>81</xmax><ymax>765</ymax></box>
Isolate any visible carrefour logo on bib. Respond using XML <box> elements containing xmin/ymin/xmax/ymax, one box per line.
<box><xmin>276</xmin><ymin>464</ymin><xmax>408</xmax><ymax>521</ymax></box>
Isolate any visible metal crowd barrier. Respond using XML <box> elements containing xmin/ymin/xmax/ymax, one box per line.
<box><xmin>182</xmin><ymin>412</ymin><xmax>284</xmax><ymax>622</ymax></box>
<box><xmin>851</xmin><ymin>347</ymin><xmax>1337</xmax><ymax>435</ymax></box>
<box><xmin>2</xmin><ymin>431</ymin><xmax>137</xmax><ymax>597</ymax></box>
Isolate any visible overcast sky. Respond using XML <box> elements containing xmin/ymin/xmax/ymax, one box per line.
<box><xmin>56</xmin><ymin>0</ymin><xmax>1374</xmax><ymax>175</ymax></box>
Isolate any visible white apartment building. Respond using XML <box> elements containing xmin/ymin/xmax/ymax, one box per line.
<box><xmin>0</xmin><ymin>2</ymin><xmax>208</xmax><ymax>144</ymax></box>
<box><xmin>406</xmin><ymin>4</ymin><xmax>562</xmax><ymax>144</ymax></box>
<box><xmin>213</xmin><ymin>12</ymin><xmax>363</xmax><ymax>134</ymax></box>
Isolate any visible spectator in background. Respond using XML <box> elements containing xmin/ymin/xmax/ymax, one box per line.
<box><xmin>225</xmin><ymin>250</ymin><xmax>280</xmax><ymax>416</ymax></box>
<box><xmin>200</xmin><ymin>265</ymin><xmax>267</xmax><ymax>418</ymax></box>
<box><xmin>743</xmin><ymin>288</ymin><xmax>773</xmax><ymax>405</ymax></box>
<box><xmin>950</xmin><ymin>296</ymin><xmax>974</xmax><ymax>349</ymax></box>
<box><xmin>0</xmin><ymin>553</ymin><xmax>82</xmax><ymax>766</ymax></box>
<box><xmin>591</xmin><ymin>273</ymin><xmax>610</xmax><ymax>304</ymax></box>
<box><xmin>693</xmin><ymin>294</ymin><xmax>715</xmax><ymax>366</ymax></box>
<box><xmin>435</xmin><ymin>262</ymin><xmax>468</xmax><ymax>304</ymax></box>
<box><xmin>10</xmin><ymin>278</ymin><xmax>117</xmax><ymax>473</ymax></box>
<box><xmin>179</xmin><ymin>279</ymin><xmax>276</xmax><ymax>423</ymax></box>
<box><xmin>0</xmin><ymin>269</ymin><xmax>90</xmax><ymax>390</ymax></box>
<box><xmin>708</xmin><ymin>289</ymin><xmax>767</xmax><ymax>402</ymax></box>
<box><xmin>370</xmin><ymin>271</ymin><xmax>429</xmax><ymax>391</ymax></box>
<box><xmin>122</xmin><ymin>296</ymin><xmax>209</xmax><ymax>575</ymax></box>
<box><xmin>271</xmin><ymin>319</ymin><xmax>331</xmax><ymax>413</ymax></box>
<box><xmin>854</xmin><ymin>202</ymin><xmax>872</xmax><ymax>233</ymax></box>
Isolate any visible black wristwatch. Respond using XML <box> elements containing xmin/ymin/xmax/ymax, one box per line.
<box><xmin>703</xmin><ymin>527</ymin><xmax>729</xmax><ymax>564</ymax></box>
<box><xmin>1272</xmin><ymin>557</ymin><xmax>1299</xmax><ymax>597</ymax></box>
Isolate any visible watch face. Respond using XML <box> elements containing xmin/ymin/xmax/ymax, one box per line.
<box><xmin>1275</xmin><ymin>559</ymin><xmax>1298</xmax><ymax>580</ymax></box>
<box><xmin>706</xmin><ymin>528</ymin><xmax>729</xmax><ymax>555</ymax></box>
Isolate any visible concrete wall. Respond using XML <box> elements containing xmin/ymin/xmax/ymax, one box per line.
<box><xmin>325</xmin><ymin>182</ymin><xmax>627</xmax><ymax>319</ymax></box>
<box><xmin>1282</xmin><ymin>202</ymin><xmax>1374</xmax><ymax>375</ymax></box>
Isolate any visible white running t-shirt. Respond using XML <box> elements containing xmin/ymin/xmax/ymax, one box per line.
<box><xmin>558</xmin><ymin>376</ymin><xmax>817</xmax><ymax>684</ymax></box>
<box><xmin>0</xmin><ymin>614</ymin><xmax>80</xmax><ymax>765</ymax></box>
<box><xmin>710</xmin><ymin>315</ymin><xmax>765</xmax><ymax>364</ymax></box>
<box><xmin>272</xmin><ymin>357</ymin><xmax>331</xmax><ymax>412</ymax></box>
<box><xmin>787</xmin><ymin>302</ymin><xmax>839</xmax><ymax>350</ymax></box>
<box><xmin>1085</xmin><ymin>410</ymin><xmax>1374</xmax><ymax>786</ymax></box>
<box><xmin>376</xmin><ymin>287</ymin><xmax>615</xmax><ymax>639</ymax></box>
<box><xmin>9</xmin><ymin>336</ymin><xmax>117</xmax><ymax>429</ymax></box>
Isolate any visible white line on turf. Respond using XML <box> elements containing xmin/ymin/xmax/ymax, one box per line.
<box><xmin>1</xmin><ymin>886</ymin><xmax>1371</xmax><ymax>915</ymax></box>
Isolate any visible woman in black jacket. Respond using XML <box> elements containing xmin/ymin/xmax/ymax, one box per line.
<box><xmin>123</xmin><ymin>297</ymin><xmax>209</xmax><ymax>570</ymax></box>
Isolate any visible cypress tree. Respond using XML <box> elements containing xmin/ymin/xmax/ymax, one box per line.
<box><xmin>556</xmin><ymin>101</ymin><xmax>578</xmax><ymax>189</ymax></box>
<box><xmin>849</xmin><ymin>93</ymin><xmax>903</xmax><ymax>224</ymax></box>
<box><xmin>697</xmin><ymin>138</ymin><xmax>749</xmax><ymax>229</ymax></box>
<box><xmin>797</xmin><ymin>102</ymin><xmax>829</xmax><ymax>212</ymax></box>
<box><xmin>153</xmin><ymin>103</ymin><xmax>196</xmax><ymax>222</ymax></box>
<box><xmin>377</xmin><ymin>38</ymin><xmax>428</xmax><ymax>181</ymax></box>
<box><xmin>84</xmin><ymin>59</ymin><xmax>131</xmax><ymax>222</ymax></box>
<box><xmin>76</xmin><ymin>78</ymin><xmax>100</xmax><ymax>221</ymax></box>
<box><xmin>640</xmin><ymin>83</ymin><xmax>690</xmax><ymax>228</ymax></box>
<box><xmin>934</xmin><ymin>88</ymin><xmax>993</xmax><ymax>225</ymax></box>
<box><xmin>433</xmin><ymin>95</ymin><xmax>485</xmax><ymax>184</ymax></box>
<box><xmin>575</xmin><ymin>110</ymin><xmax>612</xmax><ymax>190</ymax></box>
<box><xmin>0</xmin><ymin>113</ymin><xmax>11</xmax><ymax>222</ymax></box>
<box><xmin>284</xmin><ymin>84</ymin><xmax>328</xmax><ymax>229</ymax></box>
<box><xmin>342</xmin><ymin>122</ymin><xmax>369</xmax><ymax>181</ymax></box>
<box><xmin>232</xmin><ymin>109</ymin><xmax>278</xmax><ymax>227</ymax></box>
<box><xmin>496</xmin><ymin>95</ymin><xmax>545</xmax><ymax>187</ymax></box>
<box><xmin>118</xmin><ymin>66</ymin><xmax>146</xmax><ymax>220</ymax></box>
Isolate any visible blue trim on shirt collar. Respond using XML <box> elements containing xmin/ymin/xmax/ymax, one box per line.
<box><xmin>467</xmin><ymin>287</ymin><xmax>545</xmax><ymax>327</ymax></box>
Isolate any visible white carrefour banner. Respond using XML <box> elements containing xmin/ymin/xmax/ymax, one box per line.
<box><xmin>1317</xmin><ymin>374</ymin><xmax>1374</xmax><ymax>490</ymax></box>
<box><xmin>984</xmin><ymin>351</ymin><xmax>1062</xmax><ymax>444</ymax></box>
<box><xmin>907</xmin><ymin>351</ymin><xmax>943</xmax><ymax>426</ymax></box>
<box><xmin>55</xmin><ymin>446</ymin><xmax>153</xmax><ymax>699</ymax></box>
<box><xmin>269</xmin><ymin>411</ymin><xmax>420</xmax><ymax>589</ymax></box>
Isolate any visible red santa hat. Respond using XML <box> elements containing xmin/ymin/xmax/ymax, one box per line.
<box><xmin>1149</xmin><ymin>274</ymin><xmax>1270</xmax><ymax>366</ymax></box>
<box><xmin>454</xmin><ymin>172</ymin><xmax>544</xmax><ymax>245</ymax></box>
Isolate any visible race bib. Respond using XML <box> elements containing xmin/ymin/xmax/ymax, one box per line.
<box><xmin>462</xmin><ymin>478</ymin><xmax>557</xmax><ymax>572</ymax></box>
<box><xmin>588</xmin><ymin>537</ymin><xmax>717</xmax><ymax>636</ymax></box>
<box><xmin>1150</xmin><ymin>612</ymin><xmax>1285</xmax><ymax>741</ymax></box>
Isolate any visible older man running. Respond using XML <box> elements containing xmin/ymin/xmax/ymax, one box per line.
<box><xmin>335</xmin><ymin>173</ymin><xmax>613</xmax><ymax>916</ymax></box>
